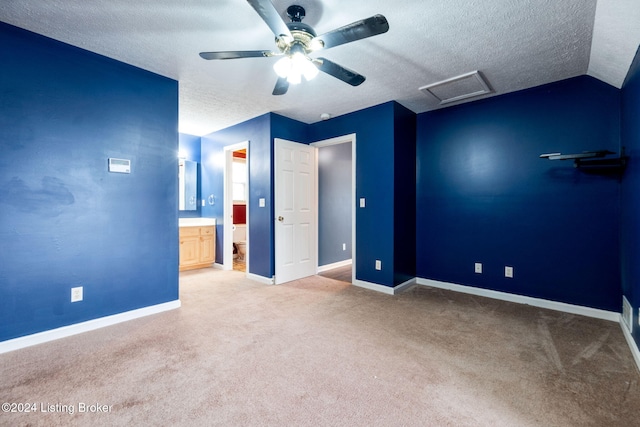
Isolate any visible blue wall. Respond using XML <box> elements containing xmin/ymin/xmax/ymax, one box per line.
<box><xmin>201</xmin><ymin>114</ymin><xmax>271</xmax><ymax>273</ymax></box>
<box><xmin>179</xmin><ymin>133</ymin><xmax>202</xmax><ymax>218</ymax></box>
<box><xmin>310</xmin><ymin>102</ymin><xmax>400</xmax><ymax>286</ymax></box>
<box><xmin>621</xmin><ymin>46</ymin><xmax>640</xmax><ymax>347</ymax></box>
<box><xmin>393</xmin><ymin>104</ymin><xmax>417</xmax><ymax>285</ymax></box>
<box><xmin>179</xmin><ymin>133</ymin><xmax>201</xmax><ymax>163</ymax></box>
<box><xmin>318</xmin><ymin>143</ymin><xmax>352</xmax><ymax>266</ymax></box>
<box><xmin>416</xmin><ymin>75</ymin><xmax>621</xmax><ymax>311</ymax></box>
<box><xmin>200</xmin><ymin>113</ymin><xmax>308</xmax><ymax>278</ymax></box>
<box><xmin>271</xmin><ymin>112</ymin><xmax>311</xmax><ymax>144</ymax></box>
<box><xmin>203</xmin><ymin>105</ymin><xmax>410</xmax><ymax>287</ymax></box>
<box><xmin>202</xmin><ymin>102</ymin><xmax>415</xmax><ymax>286</ymax></box>
<box><xmin>0</xmin><ymin>23</ymin><xmax>179</xmax><ymax>342</ymax></box>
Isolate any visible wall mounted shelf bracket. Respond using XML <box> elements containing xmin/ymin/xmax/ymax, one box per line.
<box><xmin>540</xmin><ymin>150</ymin><xmax>627</xmax><ymax>171</ymax></box>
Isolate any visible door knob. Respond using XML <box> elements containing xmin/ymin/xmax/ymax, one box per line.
<box><xmin>278</xmin><ymin>216</ymin><xmax>284</xmax><ymax>222</ymax></box>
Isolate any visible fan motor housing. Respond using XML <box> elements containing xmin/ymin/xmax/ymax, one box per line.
<box><xmin>276</xmin><ymin>24</ymin><xmax>316</xmax><ymax>53</ymax></box>
<box><xmin>274</xmin><ymin>5</ymin><xmax>318</xmax><ymax>54</ymax></box>
<box><xmin>287</xmin><ymin>21</ymin><xmax>316</xmax><ymax>37</ymax></box>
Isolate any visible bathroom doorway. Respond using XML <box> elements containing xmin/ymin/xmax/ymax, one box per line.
<box><xmin>223</xmin><ymin>141</ymin><xmax>249</xmax><ymax>273</ymax></box>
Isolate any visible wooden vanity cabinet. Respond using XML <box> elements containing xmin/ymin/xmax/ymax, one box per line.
<box><xmin>179</xmin><ymin>226</ymin><xmax>215</xmax><ymax>271</ymax></box>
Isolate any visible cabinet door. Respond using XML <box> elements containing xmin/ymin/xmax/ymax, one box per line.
<box><xmin>200</xmin><ymin>235</ymin><xmax>215</xmax><ymax>263</ymax></box>
<box><xmin>180</xmin><ymin>236</ymin><xmax>200</xmax><ymax>266</ymax></box>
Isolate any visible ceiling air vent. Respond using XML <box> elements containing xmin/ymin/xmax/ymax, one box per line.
<box><xmin>419</xmin><ymin>70</ymin><xmax>491</xmax><ymax>105</ymax></box>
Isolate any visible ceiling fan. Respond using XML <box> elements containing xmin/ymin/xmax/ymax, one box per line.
<box><xmin>199</xmin><ymin>0</ymin><xmax>389</xmax><ymax>95</ymax></box>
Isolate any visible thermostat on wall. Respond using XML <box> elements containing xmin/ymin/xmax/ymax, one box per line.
<box><xmin>108</xmin><ymin>158</ymin><xmax>131</xmax><ymax>173</ymax></box>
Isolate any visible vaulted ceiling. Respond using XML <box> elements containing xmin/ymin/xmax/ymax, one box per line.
<box><xmin>2</xmin><ymin>0</ymin><xmax>640</xmax><ymax>136</ymax></box>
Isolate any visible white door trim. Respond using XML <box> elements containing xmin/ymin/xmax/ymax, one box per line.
<box><xmin>223</xmin><ymin>141</ymin><xmax>249</xmax><ymax>272</ymax></box>
<box><xmin>310</xmin><ymin>133</ymin><xmax>356</xmax><ymax>284</ymax></box>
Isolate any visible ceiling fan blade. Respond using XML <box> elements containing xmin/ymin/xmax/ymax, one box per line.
<box><xmin>272</xmin><ymin>76</ymin><xmax>289</xmax><ymax>95</ymax></box>
<box><xmin>199</xmin><ymin>50</ymin><xmax>275</xmax><ymax>60</ymax></box>
<box><xmin>246</xmin><ymin>0</ymin><xmax>293</xmax><ymax>41</ymax></box>
<box><xmin>315</xmin><ymin>58</ymin><xmax>366</xmax><ymax>86</ymax></box>
<box><xmin>313</xmin><ymin>15</ymin><xmax>389</xmax><ymax>50</ymax></box>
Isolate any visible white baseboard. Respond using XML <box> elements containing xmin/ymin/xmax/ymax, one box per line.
<box><xmin>416</xmin><ymin>278</ymin><xmax>620</xmax><ymax>322</ymax></box>
<box><xmin>247</xmin><ymin>273</ymin><xmax>274</xmax><ymax>285</ymax></box>
<box><xmin>317</xmin><ymin>259</ymin><xmax>352</xmax><ymax>273</ymax></box>
<box><xmin>394</xmin><ymin>277</ymin><xmax>417</xmax><ymax>293</ymax></box>
<box><xmin>621</xmin><ymin>321</ymin><xmax>640</xmax><ymax>373</ymax></box>
<box><xmin>353</xmin><ymin>278</ymin><xmax>416</xmax><ymax>295</ymax></box>
<box><xmin>0</xmin><ymin>300</ymin><xmax>181</xmax><ymax>355</ymax></box>
<box><xmin>353</xmin><ymin>279</ymin><xmax>395</xmax><ymax>295</ymax></box>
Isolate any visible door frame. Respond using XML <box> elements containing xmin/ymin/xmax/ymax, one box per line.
<box><xmin>310</xmin><ymin>133</ymin><xmax>356</xmax><ymax>284</ymax></box>
<box><xmin>223</xmin><ymin>141</ymin><xmax>249</xmax><ymax>272</ymax></box>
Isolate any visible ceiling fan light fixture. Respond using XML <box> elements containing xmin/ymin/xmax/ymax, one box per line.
<box><xmin>287</xmin><ymin>69</ymin><xmax>302</xmax><ymax>85</ymax></box>
<box><xmin>200</xmin><ymin>2</ymin><xmax>388</xmax><ymax>95</ymax></box>
<box><xmin>273</xmin><ymin>56</ymin><xmax>292</xmax><ymax>78</ymax></box>
<box><xmin>309</xmin><ymin>38</ymin><xmax>324</xmax><ymax>51</ymax></box>
<box><xmin>295</xmin><ymin>53</ymin><xmax>319</xmax><ymax>81</ymax></box>
<box><xmin>273</xmin><ymin>52</ymin><xmax>318</xmax><ymax>84</ymax></box>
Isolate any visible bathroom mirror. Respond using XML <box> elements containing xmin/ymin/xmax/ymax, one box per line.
<box><xmin>179</xmin><ymin>159</ymin><xmax>197</xmax><ymax>211</ymax></box>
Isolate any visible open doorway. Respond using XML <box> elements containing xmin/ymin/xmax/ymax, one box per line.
<box><xmin>311</xmin><ymin>134</ymin><xmax>356</xmax><ymax>284</ymax></box>
<box><xmin>223</xmin><ymin>142</ymin><xmax>249</xmax><ymax>273</ymax></box>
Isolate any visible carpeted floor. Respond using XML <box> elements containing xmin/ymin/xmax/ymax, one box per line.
<box><xmin>1</xmin><ymin>269</ymin><xmax>639</xmax><ymax>426</ymax></box>
<box><xmin>318</xmin><ymin>264</ymin><xmax>352</xmax><ymax>283</ymax></box>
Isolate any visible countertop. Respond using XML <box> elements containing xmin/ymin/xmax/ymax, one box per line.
<box><xmin>179</xmin><ymin>218</ymin><xmax>216</xmax><ymax>227</ymax></box>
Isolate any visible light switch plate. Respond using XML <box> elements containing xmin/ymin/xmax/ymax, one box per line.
<box><xmin>475</xmin><ymin>263</ymin><xmax>482</xmax><ymax>274</ymax></box>
<box><xmin>505</xmin><ymin>266</ymin><xmax>514</xmax><ymax>278</ymax></box>
<box><xmin>71</xmin><ymin>286</ymin><xmax>83</xmax><ymax>302</ymax></box>
<box><xmin>360</xmin><ymin>198</ymin><xmax>366</xmax><ymax>208</ymax></box>
<box><xmin>259</xmin><ymin>198</ymin><xmax>266</xmax><ymax>207</ymax></box>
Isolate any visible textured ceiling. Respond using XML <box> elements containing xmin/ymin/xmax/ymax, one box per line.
<box><xmin>588</xmin><ymin>0</ymin><xmax>640</xmax><ymax>87</ymax></box>
<box><xmin>1</xmin><ymin>0</ymin><xmax>640</xmax><ymax>136</ymax></box>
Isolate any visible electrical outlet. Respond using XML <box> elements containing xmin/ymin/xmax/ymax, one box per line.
<box><xmin>375</xmin><ymin>260</ymin><xmax>382</xmax><ymax>270</ymax></box>
<box><xmin>342</xmin><ymin>243</ymin><xmax>346</xmax><ymax>251</ymax></box>
<box><xmin>71</xmin><ymin>286</ymin><xmax>83</xmax><ymax>303</ymax></box>
<box><xmin>475</xmin><ymin>262</ymin><xmax>482</xmax><ymax>274</ymax></box>
<box><xmin>360</xmin><ymin>198</ymin><xmax>366</xmax><ymax>208</ymax></box>
<box><xmin>505</xmin><ymin>266</ymin><xmax>514</xmax><ymax>278</ymax></box>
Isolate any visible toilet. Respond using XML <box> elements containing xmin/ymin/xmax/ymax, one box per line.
<box><xmin>233</xmin><ymin>224</ymin><xmax>247</xmax><ymax>261</ymax></box>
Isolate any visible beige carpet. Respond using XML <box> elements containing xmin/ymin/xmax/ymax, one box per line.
<box><xmin>1</xmin><ymin>269</ymin><xmax>639</xmax><ymax>426</ymax></box>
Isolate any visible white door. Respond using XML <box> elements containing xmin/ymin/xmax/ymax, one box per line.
<box><xmin>275</xmin><ymin>138</ymin><xmax>317</xmax><ymax>284</ymax></box>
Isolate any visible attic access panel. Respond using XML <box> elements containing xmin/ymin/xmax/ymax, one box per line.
<box><xmin>419</xmin><ymin>71</ymin><xmax>492</xmax><ymax>105</ymax></box>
